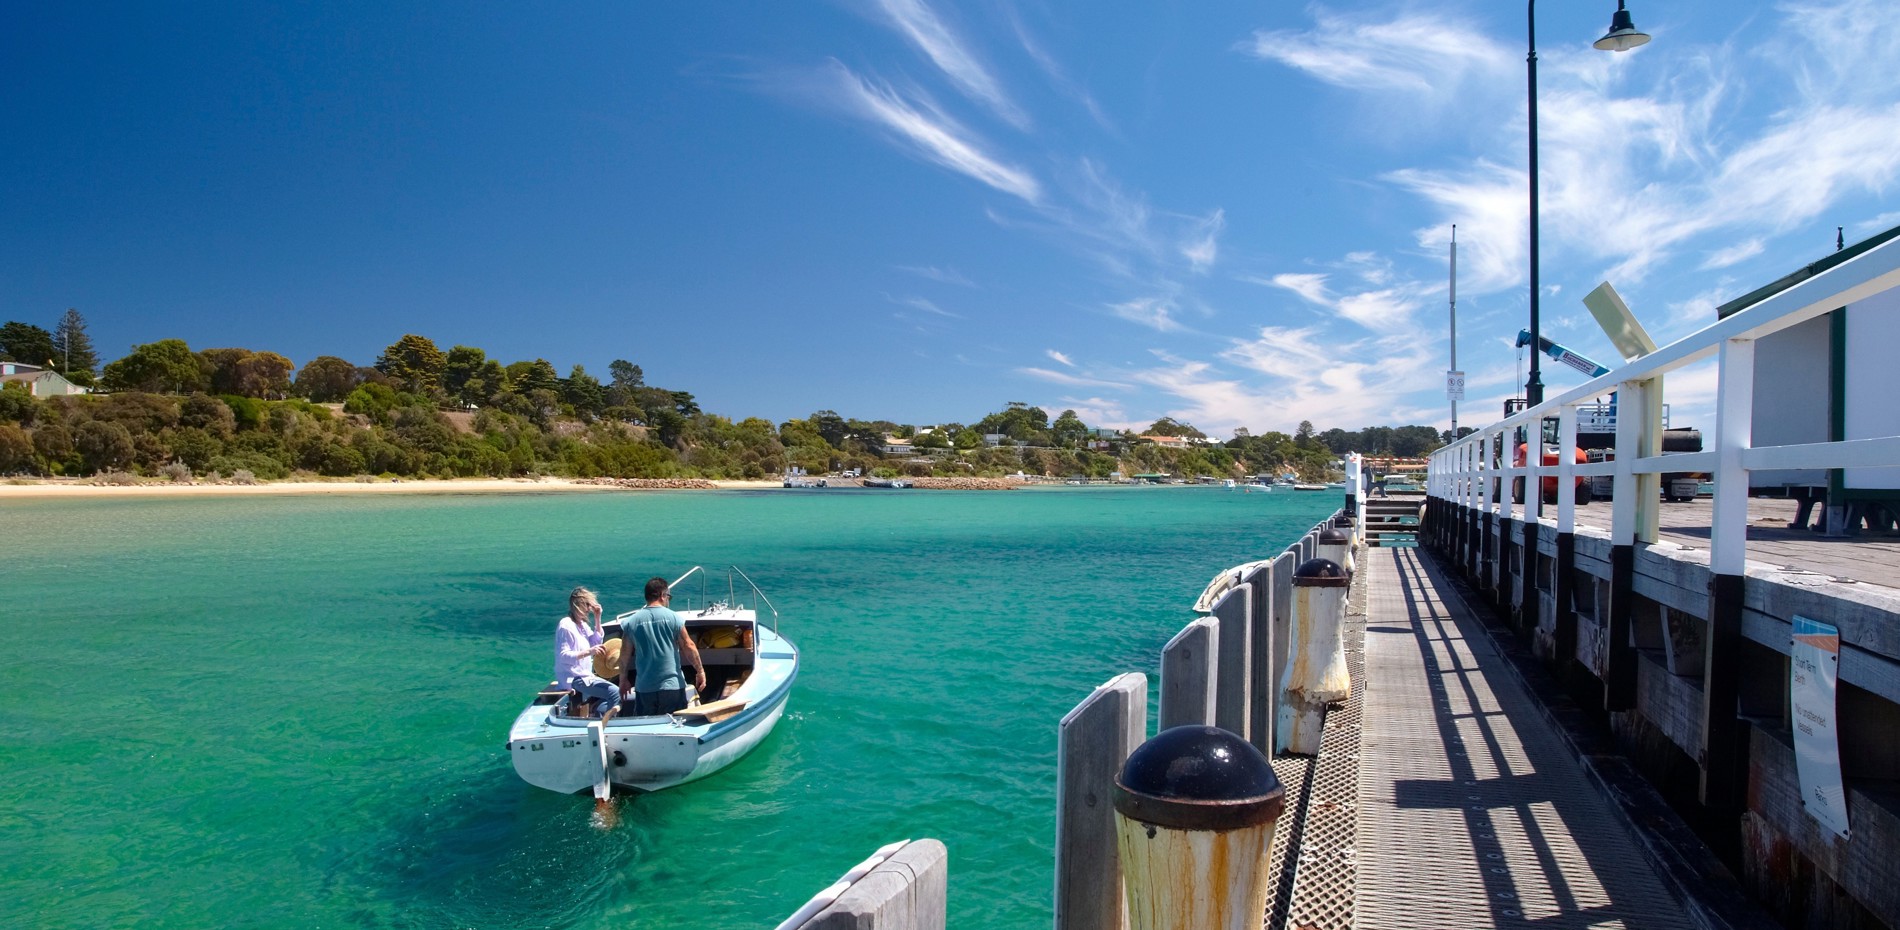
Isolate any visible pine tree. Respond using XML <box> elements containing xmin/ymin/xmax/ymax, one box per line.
<box><xmin>51</xmin><ymin>309</ymin><xmax>99</xmax><ymax>385</ymax></box>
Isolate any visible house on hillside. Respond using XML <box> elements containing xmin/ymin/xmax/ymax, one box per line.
<box><xmin>880</xmin><ymin>435</ymin><xmax>915</xmax><ymax>456</ymax></box>
<box><xmin>0</xmin><ymin>362</ymin><xmax>87</xmax><ymax>397</ymax></box>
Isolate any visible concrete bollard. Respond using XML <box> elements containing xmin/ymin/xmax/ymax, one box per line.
<box><xmin>1332</xmin><ymin>512</ymin><xmax>1359</xmax><ymax>549</ymax></box>
<box><xmin>1316</xmin><ymin>525</ymin><xmax>1354</xmax><ymax>578</ymax></box>
<box><xmin>1113</xmin><ymin>726</ymin><xmax>1286</xmax><ymax>930</ymax></box>
<box><xmin>1275</xmin><ymin>558</ymin><xmax>1350</xmax><ymax>756</ymax></box>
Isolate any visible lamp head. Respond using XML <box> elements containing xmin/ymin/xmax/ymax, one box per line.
<box><xmin>1593</xmin><ymin>1</ymin><xmax>1651</xmax><ymax>52</ymax></box>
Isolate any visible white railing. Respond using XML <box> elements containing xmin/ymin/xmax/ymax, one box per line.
<box><xmin>1428</xmin><ymin>232</ymin><xmax>1900</xmax><ymax>576</ymax></box>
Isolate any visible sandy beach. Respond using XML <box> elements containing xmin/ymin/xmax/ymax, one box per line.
<box><xmin>0</xmin><ymin>477</ymin><xmax>785</xmax><ymax>499</ymax></box>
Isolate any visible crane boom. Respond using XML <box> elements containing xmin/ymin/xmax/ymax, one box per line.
<box><xmin>1515</xmin><ymin>329</ymin><xmax>1611</xmax><ymax>378</ymax></box>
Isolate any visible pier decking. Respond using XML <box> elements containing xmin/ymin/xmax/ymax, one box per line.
<box><xmin>1357</xmin><ymin>546</ymin><xmax>1694</xmax><ymax>929</ymax></box>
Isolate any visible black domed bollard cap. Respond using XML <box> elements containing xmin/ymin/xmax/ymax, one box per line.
<box><xmin>1318</xmin><ymin>526</ymin><xmax>1351</xmax><ymax>545</ymax></box>
<box><xmin>1332</xmin><ymin>513</ymin><xmax>1354</xmax><ymax>527</ymax></box>
<box><xmin>1293</xmin><ymin>558</ymin><xmax>1348</xmax><ymax>587</ymax></box>
<box><xmin>1112</xmin><ymin>726</ymin><xmax>1284</xmax><ymax>831</ymax></box>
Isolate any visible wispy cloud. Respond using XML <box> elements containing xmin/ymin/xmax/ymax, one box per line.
<box><xmin>1017</xmin><ymin>366</ymin><xmax>1132</xmax><ymax>389</ymax></box>
<box><xmin>827</xmin><ymin>61</ymin><xmax>1041</xmax><ymax>203</ymax></box>
<box><xmin>1106</xmin><ymin>296</ymin><xmax>1182</xmax><ymax>332</ymax></box>
<box><xmin>1241</xmin><ymin>10</ymin><xmax>1511</xmax><ymax>101</ymax></box>
<box><xmin>1045</xmin><ymin>349</ymin><xmax>1075</xmax><ymax>367</ymax></box>
<box><xmin>1181</xmin><ymin>209</ymin><xmax>1225</xmax><ymax>272</ymax></box>
<box><xmin>896</xmin><ymin>264</ymin><xmax>978</xmax><ymax>287</ymax></box>
<box><xmin>891</xmin><ymin>294</ymin><xmax>961</xmax><ymax>318</ymax></box>
<box><xmin>1268</xmin><ymin>272</ymin><xmax>1331</xmax><ymax>305</ymax></box>
<box><xmin>1000</xmin><ymin>2</ymin><xmax>1115</xmax><ymax>133</ymax></box>
<box><xmin>1700</xmin><ymin>238</ymin><xmax>1764</xmax><ymax>270</ymax></box>
<box><xmin>871</xmin><ymin>0</ymin><xmax>1029</xmax><ymax>129</ymax></box>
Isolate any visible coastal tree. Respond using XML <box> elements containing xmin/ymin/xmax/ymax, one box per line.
<box><xmin>101</xmin><ymin>340</ymin><xmax>208</xmax><ymax>394</ymax></box>
<box><xmin>1144</xmin><ymin>417</ymin><xmax>1205</xmax><ymax>439</ymax></box>
<box><xmin>75</xmin><ymin>419</ymin><xmax>136</xmax><ymax>473</ymax></box>
<box><xmin>33</xmin><ymin>422</ymin><xmax>75</xmax><ymax>473</ymax></box>
<box><xmin>294</xmin><ymin>355</ymin><xmax>361</xmax><ymax>402</ymax></box>
<box><xmin>1051</xmin><ymin>409</ymin><xmax>1087</xmax><ymax>449</ymax></box>
<box><xmin>51</xmin><ymin>309</ymin><xmax>98</xmax><ymax>384</ymax></box>
<box><xmin>179</xmin><ymin>394</ymin><xmax>237</xmax><ymax>438</ymax></box>
<box><xmin>375</xmin><ymin>334</ymin><xmax>447</xmax><ymax>395</ymax></box>
<box><xmin>201</xmin><ymin>348</ymin><xmax>295</xmax><ymax>398</ymax></box>
<box><xmin>563</xmin><ymin>365</ymin><xmax>605</xmax><ymax>418</ymax></box>
<box><xmin>506</xmin><ymin>359</ymin><xmax>559</xmax><ymax>396</ymax></box>
<box><xmin>608</xmin><ymin>359</ymin><xmax>643</xmax><ymax>389</ymax></box>
<box><xmin>0</xmin><ymin>321</ymin><xmax>58</xmax><ymax>368</ymax></box>
<box><xmin>975</xmin><ymin>401</ymin><xmax>1050</xmax><ymax>444</ymax></box>
<box><xmin>442</xmin><ymin>345</ymin><xmax>488</xmax><ymax>404</ymax></box>
<box><xmin>0</xmin><ymin>382</ymin><xmax>35</xmax><ymax>424</ymax></box>
<box><xmin>464</xmin><ymin>359</ymin><xmax>508</xmax><ymax>406</ymax></box>
<box><xmin>0</xmin><ymin>424</ymin><xmax>32</xmax><ymax>474</ymax></box>
<box><xmin>805</xmin><ymin>410</ymin><xmax>848</xmax><ymax>448</ymax></box>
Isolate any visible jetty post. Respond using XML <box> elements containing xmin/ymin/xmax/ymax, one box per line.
<box><xmin>1113</xmin><ymin>726</ymin><xmax>1286</xmax><ymax>930</ymax></box>
<box><xmin>1209</xmin><ymin>585</ymin><xmax>1253</xmax><ymax>739</ymax></box>
<box><xmin>1317</xmin><ymin>524</ymin><xmax>1354</xmax><ymax>578</ymax></box>
<box><xmin>1056</xmin><ymin>672</ymin><xmax>1148</xmax><ymax>930</ymax></box>
<box><xmin>1158</xmin><ymin>618</ymin><xmax>1218</xmax><ymax>729</ymax></box>
<box><xmin>775</xmin><ymin>839</ymin><xmax>948</xmax><ymax>930</ymax></box>
<box><xmin>1277</xmin><ymin>558</ymin><xmax>1351</xmax><ymax>755</ymax></box>
<box><xmin>1244</xmin><ymin>558</ymin><xmax>1288</xmax><ymax>757</ymax></box>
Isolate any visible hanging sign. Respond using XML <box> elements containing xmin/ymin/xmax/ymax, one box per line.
<box><xmin>1446</xmin><ymin>370</ymin><xmax>1466</xmax><ymax>401</ymax></box>
<box><xmin>1790</xmin><ymin>615</ymin><xmax>1851</xmax><ymax>839</ymax></box>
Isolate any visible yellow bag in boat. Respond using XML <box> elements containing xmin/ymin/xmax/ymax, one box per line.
<box><xmin>702</xmin><ymin>626</ymin><xmax>742</xmax><ymax>649</ymax></box>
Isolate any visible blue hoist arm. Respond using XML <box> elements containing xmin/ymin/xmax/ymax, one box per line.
<box><xmin>1516</xmin><ymin>329</ymin><xmax>1612</xmax><ymax>379</ymax></box>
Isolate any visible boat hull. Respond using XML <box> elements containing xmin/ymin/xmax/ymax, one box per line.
<box><xmin>507</xmin><ymin>624</ymin><xmax>797</xmax><ymax>794</ymax></box>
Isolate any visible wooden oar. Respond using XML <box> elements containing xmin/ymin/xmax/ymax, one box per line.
<box><xmin>590</xmin><ymin>719</ymin><xmax>617</xmax><ymax>828</ymax></box>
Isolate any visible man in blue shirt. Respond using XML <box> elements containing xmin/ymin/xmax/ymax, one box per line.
<box><xmin>618</xmin><ymin>576</ymin><xmax>707</xmax><ymax>716</ymax></box>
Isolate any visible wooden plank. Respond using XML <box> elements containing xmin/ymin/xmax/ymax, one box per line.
<box><xmin>1636</xmin><ymin>652</ymin><xmax>1704</xmax><ymax>758</ymax></box>
<box><xmin>1211</xmin><ymin>585</ymin><xmax>1252</xmax><ymax>738</ymax></box>
<box><xmin>804</xmin><ymin>839</ymin><xmax>950</xmax><ymax>930</ymax></box>
<box><xmin>1699</xmin><ymin>573</ymin><xmax>1747</xmax><ymax>813</ymax></box>
<box><xmin>1270</xmin><ymin>552</ymin><xmax>1295</xmax><ymax>727</ymax></box>
<box><xmin>1244</xmin><ymin>560</ymin><xmax>1280</xmax><ymax>757</ymax></box>
<box><xmin>1746</xmin><ymin>727</ymin><xmax>1900</xmax><ymax>926</ymax></box>
<box><xmin>1739</xmin><ymin>607</ymin><xmax>1900</xmax><ymax>705</ymax></box>
<box><xmin>1744</xmin><ymin>570</ymin><xmax>1900</xmax><ymax>662</ymax></box>
<box><xmin>1633</xmin><ymin>571</ymin><xmax>1709</xmax><ymax>621</ymax></box>
<box><xmin>1055</xmin><ymin>672</ymin><xmax>1147</xmax><ymax>930</ymax></box>
<box><xmin>1158</xmin><ymin>618</ymin><xmax>1218</xmax><ymax>730</ymax></box>
<box><xmin>676</xmin><ymin>698</ymin><xmax>748</xmax><ymax>724</ymax></box>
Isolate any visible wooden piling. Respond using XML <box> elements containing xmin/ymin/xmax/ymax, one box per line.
<box><xmin>1245</xmin><ymin>560</ymin><xmax>1282</xmax><ymax>757</ymax></box>
<box><xmin>1210</xmin><ymin>585</ymin><xmax>1253</xmax><ymax>738</ymax></box>
<box><xmin>1056</xmin><ymin>672</ymin><xmax>1148</xmax><ymax>930</ymax></box>
<box><xmin>1159</xmin><ymin>618</ymin><xmax>1218</xmax><ymax>730</ymax></box>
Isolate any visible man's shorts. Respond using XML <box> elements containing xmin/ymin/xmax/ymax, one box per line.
<box><xmin>633</xmin><ymin>688</ymin><xmax>689</xmax><ymax>717</ymax></box>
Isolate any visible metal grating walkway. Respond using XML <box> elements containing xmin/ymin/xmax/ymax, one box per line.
<box><xmin>1356</xmin><ymin>547</ymin><xmax>1695</xmax><ymax>929</ymax></box>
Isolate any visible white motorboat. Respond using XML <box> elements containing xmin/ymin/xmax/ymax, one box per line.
<box><xmin>507</xmin><ymin>566</ymin><xmax>797</xmax><ymax>795</ymax></box>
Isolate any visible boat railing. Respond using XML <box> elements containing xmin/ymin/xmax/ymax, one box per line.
<box><xmin>615</xmin><ymin>565</ymin><xmax>781</xmax><ymax>635</ymax></box>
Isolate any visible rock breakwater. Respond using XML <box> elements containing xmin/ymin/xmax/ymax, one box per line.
<box><xmin>577</xmin><ymin>477</ymin><xmax>722</xmax><ymax>490</ymax></box>
<box><xmin>905</xmin><ymin>477</ymin><xmax>1019</xmax><ymax>490</ymax></box>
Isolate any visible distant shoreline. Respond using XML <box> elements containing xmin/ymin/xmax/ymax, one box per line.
<box><xmin>0</xmin><ymin>477</ymin><xmax>786</xmax><ymax>499</ymax></box>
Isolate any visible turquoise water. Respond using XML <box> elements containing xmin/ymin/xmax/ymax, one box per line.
<box><xmin>0</xmin><ymin>487</ymin><xmax>1335</xmax><ymax>930</ymax></box>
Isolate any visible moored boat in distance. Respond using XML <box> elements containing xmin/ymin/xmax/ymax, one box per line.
<box><xmin>1292</xmin><ymin>483</ymin><xmax>1328</xmax><ymax>491</ymax></box>
<box><xmin>507</xmin><ymin>566</ymin><xmax>797</xmax><ymax>795</ymax></box>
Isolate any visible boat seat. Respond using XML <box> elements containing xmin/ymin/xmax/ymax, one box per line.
<box><xmin>676</xmin><ymin>698</ymin><xmax>748</xmax><ymax>724</ymax></box>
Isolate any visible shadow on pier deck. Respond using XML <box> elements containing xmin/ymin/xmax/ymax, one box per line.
<box><xmin>1351</xmin><ymin>545</ymin><xmax>1698</xmax><ymax>929</ymax></box>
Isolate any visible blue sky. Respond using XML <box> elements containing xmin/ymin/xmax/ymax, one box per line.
<box><xmin>6</xmin><ymin>1</ymin><xmax>1898</xmax><ymax>436</ymax></box>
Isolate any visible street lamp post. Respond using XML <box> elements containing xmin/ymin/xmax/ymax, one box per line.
<box><xmin>1525</xmin><ymin>0</ymin><xmax>1649</xmax><ymax>406</ymax></box>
